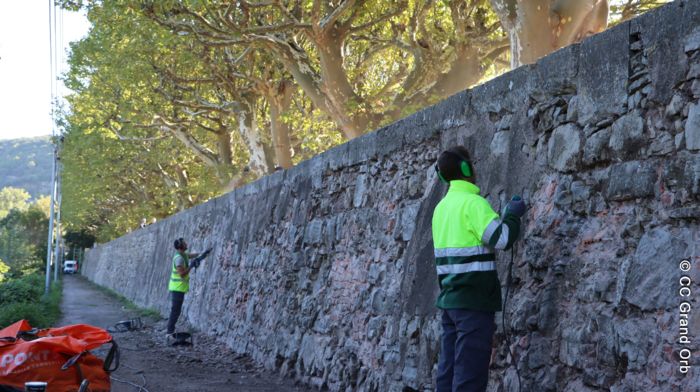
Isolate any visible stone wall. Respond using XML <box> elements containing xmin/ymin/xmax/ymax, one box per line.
<box><xmin>83</xmin><ymin>2</ymin><xmax>700</xmax><ymax>391</ymax></box>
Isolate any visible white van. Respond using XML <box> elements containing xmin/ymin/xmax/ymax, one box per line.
<box><xmin>63</xmin><ymin>260</ymin><xmax>78</xmax><ymax>274</ymax></box>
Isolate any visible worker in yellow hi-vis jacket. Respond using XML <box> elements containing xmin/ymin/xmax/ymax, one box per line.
<box><xmin>166</xmin><ymin>238</ymin><xmax>201</xmax><ymax>336</ymax></box>
<box><xmin>432</xmin><ymin>146</ymin><xmax>526</xmax><ymax>392</ymax></box>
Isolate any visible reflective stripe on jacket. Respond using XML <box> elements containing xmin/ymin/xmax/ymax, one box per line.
<box><xmin>168</xmin><ymin>252</ymin><xmax>189</xmax><ymax>293</ymax></box>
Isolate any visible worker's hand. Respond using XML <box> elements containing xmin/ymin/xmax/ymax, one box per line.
<box><xmin>191</xmin><ymin>259</ymin><xmax>201</xmax><ymax>269</ymax></box>
<box><xmin>505</xmin><ymin>196</ymin><xmax>526</xmax><ymax>217</ymax></box>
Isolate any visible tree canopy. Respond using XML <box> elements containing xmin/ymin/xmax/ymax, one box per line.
<box><xmin>60</xmin><ymin>0</ymin><xmax>668</xmax><ymax>240</ymax></box>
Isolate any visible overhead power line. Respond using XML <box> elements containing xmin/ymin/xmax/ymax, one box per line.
<box><xmin>46</xmin><ymin>0</ymin><xmax>65</xmax><ymax>294</ymax></box>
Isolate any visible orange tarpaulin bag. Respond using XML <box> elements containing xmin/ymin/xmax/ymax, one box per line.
<box><xmin>0</xmin><ymin>320</ymin><xmax>118</xmax><ymax>392</ymax></box>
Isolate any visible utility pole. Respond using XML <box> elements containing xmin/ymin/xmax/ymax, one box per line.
<box><xmin>53</xmin><ymin>160</ymin><xmax>62</xmax><ymax>282</ymax></box>
<box><xmin>45</xmin><ymin>0</ymin><xmax>57</xmax><ymax>295</ymax></box>
<box><xmin>45</xmin><ymin>148</ymin><xmax>57</xmax><ymax>295</ymax></box>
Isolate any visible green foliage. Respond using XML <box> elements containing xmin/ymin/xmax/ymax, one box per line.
<box><xmin>0</xmin><ymin>259</ymin><xmax>9</xmax><ymax>282</ymax></box>
<box><xmin>0</xmin><ymin>274</ymin><xmax>62</xmax><ymax>329</ymax></box>
<box><xmin>64</xmin><ymin>230</ymin><xmax>96</xmax><ymax>249</ymax></box>
<box><xmin>62</xmin><ymin>1</ymin><xmax>501</xmax><ymax>238</ymax></box>
<box><xmin>0</xmin><ymin>274</ymin><xmax>44</xmax><ymax>305</ymax></box>
<box><xmin>59</xmin><ymin>0</ymin><xmax>670</xmax><ymax>241</ymax></box>
<box><xmin>0</xmin><ymin>187</ymin><xmax>31</xmax><ymax>220</ymax></box>
<box><xmin>60</xmin><ymin>1</ymin><xmax>227</xmax><ymax>240</ymax></box>
<box><xmin>0</xmin><ymin>199</ymin><xmax>49</xmax><ymax>271</ymax></box>
<box><xmin>0</xmin><ymin>138</ymin><xmax>53</xmax><ymax>200</ymax></box>
<box><xmin>32</xmin><ymin>195</ymin><xmax>52</xmax><ymax>218</ymax></box>
<box><xmin>282</xmin><ymin>94</ymin><xmax>345</xmax><ymax>164</ymax></box>
<box><xmin>609</xmin><ymin>0</ymin><xmax>670</xmax><ymax>24</ymax></box>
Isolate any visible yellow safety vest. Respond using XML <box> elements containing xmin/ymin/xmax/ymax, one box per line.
<box><xmin>168</xmin><ymin>252</ymin><xmax>189</xmax><ymax>293</ymax></box>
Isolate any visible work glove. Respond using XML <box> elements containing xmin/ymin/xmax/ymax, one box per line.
<box><xmin>191</xmin><ymin>259</ymin><xmax>201</xmax><ymax>269</ymax></box>
<box><xmin>505</xmin><ymin>195</ymin><xmax>526</xmax><ymax>218</ymax></box>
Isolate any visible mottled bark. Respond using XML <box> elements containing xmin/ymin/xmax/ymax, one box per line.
<box><xmin>490</xmin><ymin>0</ymin><xmax>609</xmax><ymax>66</ymax></box>
<box><xmin>238</xmin><ymin>96</ymin><xmax>271</xmax><ymax>176</ymax></box>
<box><xmin>267</xmin><ymin>80</ymin><xmax>295</xmax><ymax>169</ymax></box>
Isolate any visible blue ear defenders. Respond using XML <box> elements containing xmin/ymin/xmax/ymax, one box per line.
<box><xmin>435</xmin><ymin>150</ymin><xmax>473</xmax><ymax>184</ymax></box>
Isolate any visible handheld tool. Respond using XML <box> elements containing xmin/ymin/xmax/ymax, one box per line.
<box><xmin>190</xmin><ymin>248</ymin><xmax>213</xmax><ymax>269</ymax></box>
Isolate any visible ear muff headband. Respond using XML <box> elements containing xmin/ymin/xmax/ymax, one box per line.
<box><xmin>174</xmin><ymin>238</ymin><xmax>185</xmax><ymax>250</ymax></box>
<box><xmin>435</xmin><ymin>165</ymin><xmax>448</xmax><ymax>184</ymax></box>
<box><xmin>435</xmin><ymin>150</ymin><xmax>473</xmax><ymax>183</ymax></box>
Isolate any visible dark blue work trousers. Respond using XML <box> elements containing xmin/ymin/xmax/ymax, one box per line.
<box><xmin>436</xmin><ymin>309</ymin><xmax>496</xmax><ymax>392</ymax></box>
<box><xmin>166</xmin><ymin>291</ymin><xmax>185</xmax><ymax>334</ymax></box>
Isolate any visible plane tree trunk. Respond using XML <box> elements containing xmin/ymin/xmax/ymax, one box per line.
<box><xmin>490</xmin><ymin>0</ymin><xmax>609</xmax><ymax>67</ymax></box>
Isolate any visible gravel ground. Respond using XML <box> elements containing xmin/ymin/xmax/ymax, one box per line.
<box><xmin>58</xmin><ymin>275</ymin><xmax>311</xmax><ymax>392</ymax></box>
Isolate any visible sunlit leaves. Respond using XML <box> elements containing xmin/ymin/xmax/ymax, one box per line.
<box><xmin>0</xmin><ymin>188</ymin><xmax>31</xmax><ymax>220</ymax></box>
<box><xmin>0</xmin><ymin>198</ymin><xmax>49</xmax><ymax>271</ymax></box>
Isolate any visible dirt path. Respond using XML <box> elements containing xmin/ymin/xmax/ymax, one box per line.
<box><xmin>59</xmin><ymin>275</ymin><xmax>311</xmax><ymax>392</ymax></box>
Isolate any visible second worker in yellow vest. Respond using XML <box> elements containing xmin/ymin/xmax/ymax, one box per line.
<box><xmin>166</xmin><ymin>237</ymin><xmax>204</xmax><ymax>336</ymax></box>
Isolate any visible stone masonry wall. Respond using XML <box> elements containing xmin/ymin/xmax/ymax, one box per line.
<box><xmin>83</xmin><ymin>2</ymin><xmax>700</xmax><ymax>391</ymax></box>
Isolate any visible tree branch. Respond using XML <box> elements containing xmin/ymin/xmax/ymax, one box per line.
<box><xmin>161</xmin><ymin>121</ymin><xmax>220</xmax><ymax>167</ymax></box>
<box><xmin>348</xmin><ymin>6</ymin><xmax>405</xmax><ymax>34</ymax></box>
<box><xmin>320</xmin><ymin>0</ymin><xmax>356</xmax><ymax>31</ymax></box>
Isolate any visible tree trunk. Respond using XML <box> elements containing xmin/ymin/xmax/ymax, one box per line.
<box><xmin>238</xmin><ymin>96</ymin><xmax>271</xmax><ymax>176</ymax></box>
<box><xmin>268</xmin><ymin>81</ymin><xmax>295</xmax><ymax>169</ymax></box>
<box><xmin>215</xmin><ymin>131</ymin><xmax>233</xmax><ymax>166</ymax></box>
<box><xmin>490</xmin><ymin>0</ymin><xmax>609</xmax><ymax>67</ymax></box>
<box><xmin>316</xmin><ymin>31</ymin><xmax>370</xmax><ymax>137</ymax></box>
<box><xmin>258</xmin><ymin>36</ymin><xmax>365</xmax><ymax>139</ymax></box>
<box><xmin>393</xmin><ymin>44</ymin><xmax>483</xmax><ymax>116</ymax></box>
<box><xmin>430</xmin><ymin>46</ymin><xmax>483</xmax><ymax>98</ymax></box>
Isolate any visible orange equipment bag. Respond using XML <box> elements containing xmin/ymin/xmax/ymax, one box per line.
<box><xmin>0</xmin><ymin>320</ymin><xmax>118</xmax><ymax>392</ymax></box>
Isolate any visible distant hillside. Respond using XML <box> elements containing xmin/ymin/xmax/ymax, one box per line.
<box><xmin>0</xmin><ymin>137</ymin><xmax>53</xmax><ymax>199</ymax></box>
